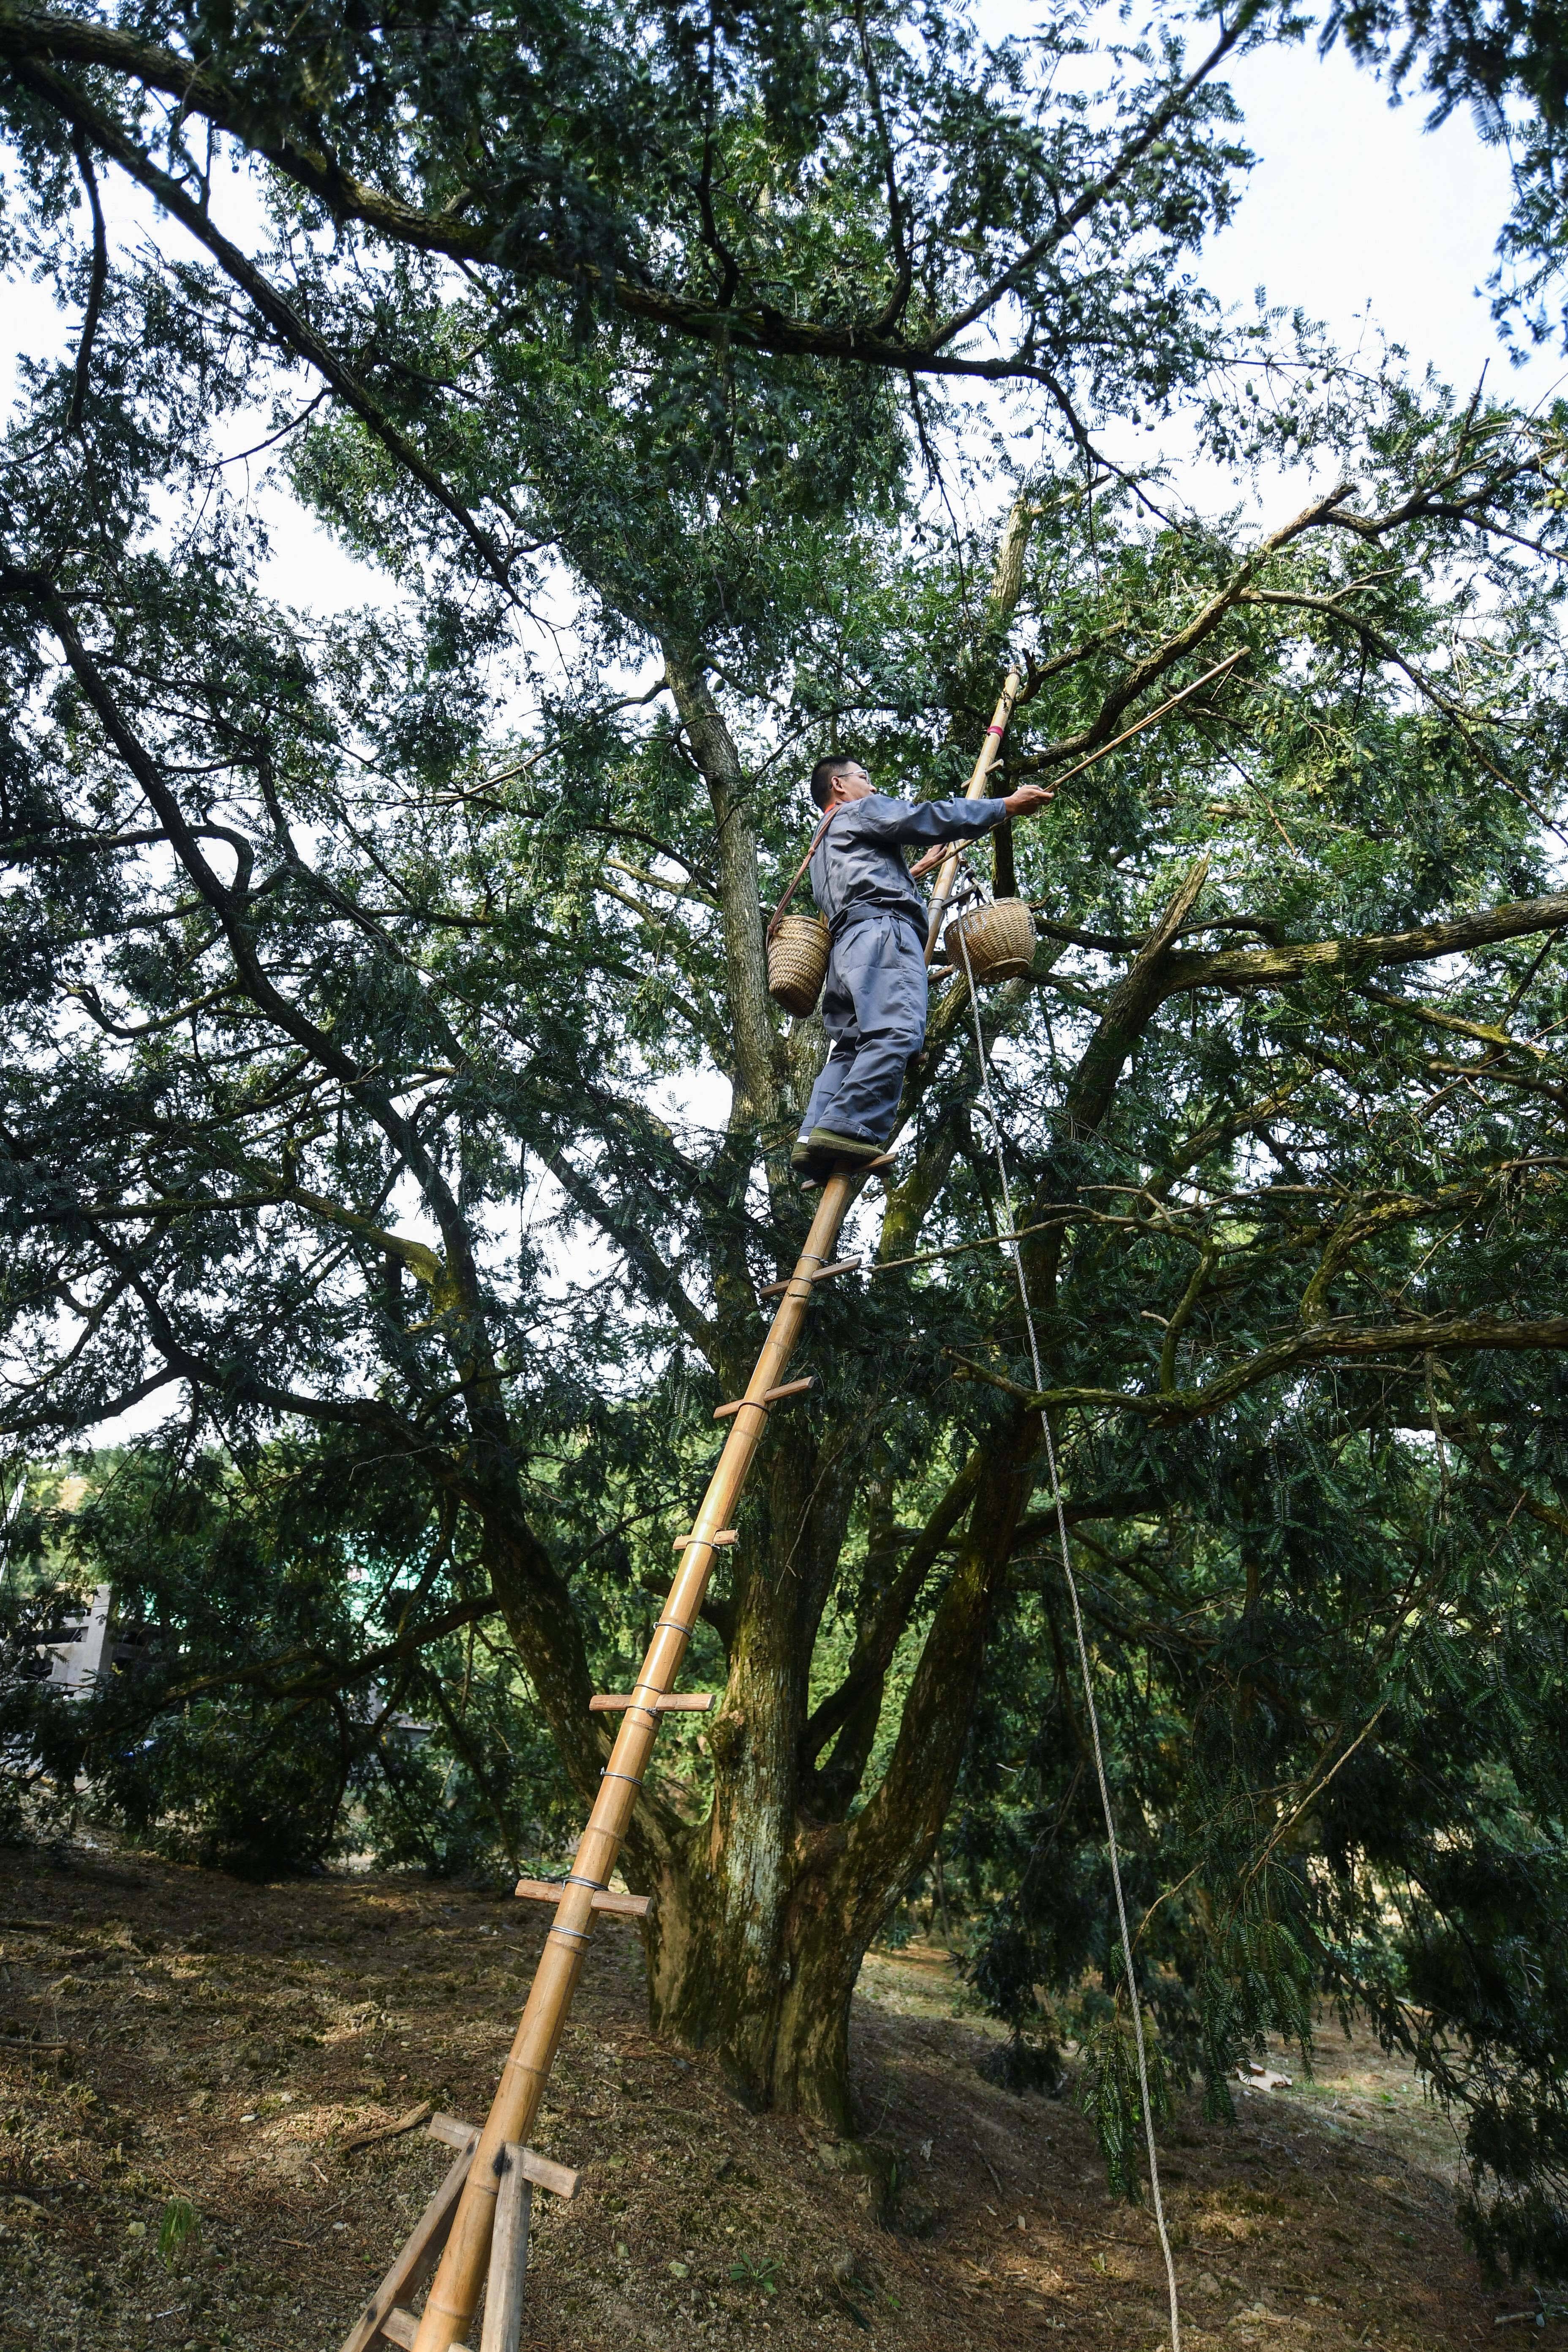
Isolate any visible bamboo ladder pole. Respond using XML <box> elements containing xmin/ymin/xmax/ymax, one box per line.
<box><xmin>923</xmin><ymin>668</ymin><xmax>1024</xmax><ymax>955</ymax></box>
<box><xmin>402</xmin><ymin>680</ymin><xmax>1022</xmax><ymax>2352</ymax></box>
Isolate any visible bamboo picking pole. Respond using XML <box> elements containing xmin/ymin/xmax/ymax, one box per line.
<box><xmin>923</xmin><ymin>668</ymin><xmax>1024</xmax><ymax>963</ymax></box>
<box><xmin>408</xmin><ymin>1167</ymin><xmax>864</xmax><ymax>2352</ymax></box>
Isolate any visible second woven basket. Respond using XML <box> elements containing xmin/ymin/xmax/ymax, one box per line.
<box><xmin>943</xmin><ymin>897</ymin><xmax>1037</xmax><ymax>984</ymax></box>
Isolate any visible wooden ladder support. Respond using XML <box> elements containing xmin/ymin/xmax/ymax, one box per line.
<box><xmin>337</xmin><ymin>2118</ymin><xmax>478</xmax><ymax>2352</ymax></box>
<box><xmin>395</xmin><ymin>1170</ymin><xmax>866</xmax><ymax>2352</ymax></box>
<box><xmin>345</xmin><ymin>2121</ymin><xmax>576</xmax><ymax>2352</ymax></box>
<box><xmin>428</xmin><ymin>2113</ymin><xmax>484</xmax><ymax>2152</ymax></box>
<box><xmin>797</xmin><ymin>1148</ymin><xmax>898</xmax><ymax>1194</ymax></box>
<box><xmin>514</xmin><ymin>1878</ymin><xmax>653</xmax><ymax>1920</ymax></box>
<box><xmin>589</xmin><ymin>1691</ymin><xmax>715</xmax><ymax>1712</ymax></box>
<box><xmin>478</xmin><ymin>2144</ymin><xmax>533</xmax><ymax>2352</ymax></box>
<box><xmin>347</xmin><ymin>686</ymin><xmax>1021</xmax><ymax>2352</ymax></box>
<box><xmin>376</xmin><ymin>2314</ymin><xmax>428</xmax><ymax>2349</ymax></box>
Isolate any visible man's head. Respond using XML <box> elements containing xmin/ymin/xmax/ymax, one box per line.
<box><xmin>809</xmin><ymin>755</ymin><xmax>872</xmax><ymax>811</ymax></box>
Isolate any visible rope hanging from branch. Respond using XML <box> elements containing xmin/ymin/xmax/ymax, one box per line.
<box><xmin>953</xmin><ymin>913</ymin><xmax>1184</xmax><ymax>2352</ymax></box>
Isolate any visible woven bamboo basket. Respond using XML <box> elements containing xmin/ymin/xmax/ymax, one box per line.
<box><xmin>768</xmin><ymin>913</ymin><xmax>830</xmax><ymax>1015</ymax></box>
<box><xmin>944</xmin><ymin>897</ymin><xmax>1037</xmax><ymax>984</ymax></box>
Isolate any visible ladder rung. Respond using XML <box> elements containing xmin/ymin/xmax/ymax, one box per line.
<box><xmin>515</xmin><ymin>1877</ymin><xmax>653</xmax><ymax>1921</ymax></box>
<box><xmin>713</xmin><ymin>1375</ymin><xmax>815</xmax><ymax>1419</ymax></box>
<box><xmin>671</xmin><ymin>1527</ymin><xmax>738</xmax><ymax>1547</ymax></box>
<box><xmin>799</xmin><ymin>1152</ymin><xmax>896</xmax><ymax>1192</ymax></box>
<box><xmin>756</xmin><ymin>1256</ymin><xmax>864</xmax><ymax>1300</ymax></box>
<box><xmin>590</xmin><ymin>1692</ymin><xmax>715</xmax><ymax>1712</ymax></box>
<box><xmin>382</xmin><ymin>2314</ymin><xmax>474</xmax><ymax>2352</ymax></box>
<box><xmin>514</xmin><ymin>2146</ymin><xmax>580</xmax><ymax>2200</ymax></box>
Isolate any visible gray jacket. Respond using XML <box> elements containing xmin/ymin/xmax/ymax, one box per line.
<box><xmin>808</xmin><ymin>792</ymin><xmax>1009</xmax><ymax>939</ymax></box>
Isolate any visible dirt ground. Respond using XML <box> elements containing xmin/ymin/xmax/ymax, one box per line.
<box><xmin>0</xmin><ymin>1837</ymin><xmax>1549</xmax><ymax>2351</ymax></box>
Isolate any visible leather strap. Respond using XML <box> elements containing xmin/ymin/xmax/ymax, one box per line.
<box><xmin>765</xmin><ymin>803</ymin><xmax>841</xmax><ymax>942</ymax></box>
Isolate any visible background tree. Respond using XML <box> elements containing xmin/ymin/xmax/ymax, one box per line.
<box><xmin>9</xmin><ymin>0</ymin><xmax>1568</xmax><ymax>2280</ymax></box>
<box><xmin>2</xmin><ymin>1442</ymin><xmax>586</xmax><ymax>1879</ymax></box>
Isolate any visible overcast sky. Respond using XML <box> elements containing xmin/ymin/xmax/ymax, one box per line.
<box><xmin>1209</xmin><ymin>33</ymin><xmax>1557</xmax><ymax>410</ymax></box>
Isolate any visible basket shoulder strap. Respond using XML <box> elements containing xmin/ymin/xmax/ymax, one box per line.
<box><xmin>765</xmin><ymin>804</ymin><xmax>840</xmax><ymax>942</ymax></box>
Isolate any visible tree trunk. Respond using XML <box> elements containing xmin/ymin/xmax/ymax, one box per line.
<box><xmin>643</xmin><ymin>1812</ymin><xmax>880</xmax><ymax>2129</ymax></box>
<box><xmin>662</xmin><ymin>646</ymin><xmax>785</xmax><ymax>1133</ymax></box>
<box><xmin>639</xmin><ymin>1416</ymin><xmax>861</xmax><ymax>2117</ymax></box>
<box><xmin>637</xmin><ymin>1405</ymin><xmax>1038</xmax><ymax>2126</ymax></box>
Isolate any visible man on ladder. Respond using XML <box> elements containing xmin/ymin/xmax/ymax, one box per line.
<box><xmin>792</xmin><ymin>754</ymin><xmax>1054</xmax><ymax>1178</ymax></box>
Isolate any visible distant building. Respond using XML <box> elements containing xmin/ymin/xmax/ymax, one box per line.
<box><xmin>44</xmin><ymin>1584</ymin><xmax>113</xmax><ymax>1694</ymax></box>
<box><xmin>363</xmin><ymin>1682</ymin><xmax>434</xmax><ymax>1744</ymax></box>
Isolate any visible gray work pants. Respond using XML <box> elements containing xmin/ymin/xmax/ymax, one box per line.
<box><xmin>797</xmin><ymin>913</ymin><xmax>928</xmax><ymax>1147</ymax></box>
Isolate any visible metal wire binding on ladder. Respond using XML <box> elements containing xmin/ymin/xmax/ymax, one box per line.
<box><xmin>954</xmin><ymin>909</ymin><xmax>1183</xmax><ymax>2352</ymax></box>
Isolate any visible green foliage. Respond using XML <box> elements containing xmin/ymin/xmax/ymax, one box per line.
<box><xmin>0</xmin><ymin>1441</ymin><xmax>591</xmax><ymax>1879</ymax></box>
<box><xmin>156</xmin><ymin>2197</ymin><xmax>199</xmax><ymax>2270</ymax></box>
<box><xmin>1076</xmin><ymin>2006</ymin><xmax>1174</xmax><ymax>2203</ymax></box>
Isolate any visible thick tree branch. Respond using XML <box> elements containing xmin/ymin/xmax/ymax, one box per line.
<box><xmin>140</xmin><ymin>1590</ymin><xmax>506</xmax><ymax>1711</ymax></box>
<box><xmin>1159</xmin><ymin>892</ymin><xmax>1568</xmax><ymax>999</ymax></box>
<box><xmin>804</xmin><ymin>1448</ymin><xmax>983</xmax><ymax>1777</ymax></box>
<box><xmin>1010</xmin><ymin>487</ymin><xmax>1355</xmax><ymax>779</ymax></box>
<box><xmin>1239</xmin><ymin>585</ymin><xmax>1561</xmax><ymax>833</ymax></box>
<box><xmin>67</xmin><ymin>128</ymin><xmax>106</xmax><ymax>432</ymax></box>
<box><xmin>662</xmin><ymin>650</ymin><xmax>782</xmax><ymax>1129</ymax></box>
<box><xmin>0</xmin><ymin>561</ymin><xmax>495</xmax><ymax>1356</ymax></box>
<box><xmin>853</xmin><ymin>0</ymin><xmax>913</xmax><ymax>337</ymax></box>
<box><xmin>1061</xmin><ymin>855</ymin><xmax>1211</xmax><ymax>1135</ymax></box>
<box><xmin>1010</xmin><ymin>1489</ymin><xmax>1162</xmax><ymax>1547</ymax></box>
<box><xmin>1354</xmin><ymin>980</ymin><xmax>1555</xmax><ymax>1058</ymax></box>
<box><xmin>0</xmin><ymin>4</ymin><xmax>1251</xmax><ymax>391</ymax></box>
<box><xmin>9</xmin><ymin>56</ymin><xmax>516</xmax><ymax>591</ymax></box>
<box><xmin>841</xmin><ymin>1405</ymin><xmax>1039</xmax><ymax>1901</ymax></box>
<box><xmin>928</xmin><ymin>8</ymin><xmax>1261</xmax><ymax>348</ymax></box>
<box><xmin>1016</xmin><ymin>1309</ymin><xmax>1568</xmax><ymax>1425</ymax></box>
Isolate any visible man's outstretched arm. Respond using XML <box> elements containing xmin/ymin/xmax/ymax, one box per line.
<box><xmin>905</xmin><ymin>783</ymin><xmax>1054</xmax><ymax>876</ymax></box>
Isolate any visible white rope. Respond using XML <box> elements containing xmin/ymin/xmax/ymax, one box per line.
<box><xmin>955</xmin><ymin>913</ymin><xmax>1182</xmax><ymax>2352</ymax></box>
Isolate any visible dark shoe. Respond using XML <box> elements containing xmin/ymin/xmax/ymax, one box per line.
<box><xmin>791</xmin><ymin>1139</ymin><xmax>829</xmax><ymax>1179</ymax></box>
<box><xmin>806</xmin><ymin>1127</ymin><xmax>887</xmax><ymax>1168</ymax></box>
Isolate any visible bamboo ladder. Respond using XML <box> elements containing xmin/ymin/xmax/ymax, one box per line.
<box><xmin>338</xmin><ymin>674</ymin><xmax>1023</xmax><ymax>2352</ymax></box>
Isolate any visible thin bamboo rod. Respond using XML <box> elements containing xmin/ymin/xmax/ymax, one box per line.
<box><xmin>401</xmin><ymin>685</ymin><xmax>1021</xmax><ymax>2352</ymax></box>
<box><xmin>923</xmin><ymin>650</ymin><xmax>1247</xmax><ymax>892</ymax></box>
<box><xmin>1034</xmin><ymin>649</ymin><xmax>1244</xmax><ymax>792</ymax></box>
